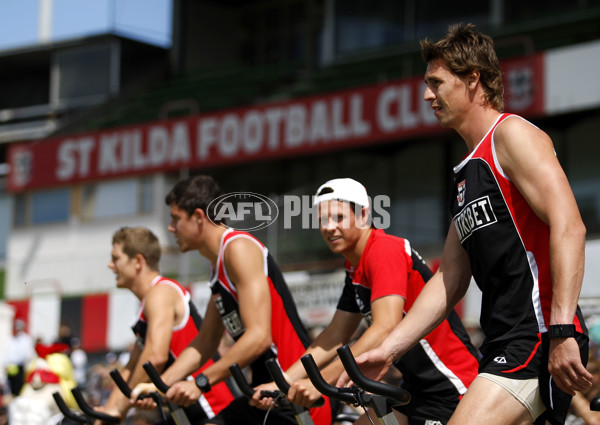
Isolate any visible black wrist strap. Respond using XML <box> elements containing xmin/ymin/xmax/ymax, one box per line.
<box><xmin>195</xmin><ymin>373</ymin><xmax>211</xmax><ymax>392</ymax></box>
<box><xmin>548</xmin><ymin>324</ymin><xmax>576</xmax><ymax>339</ymax></box>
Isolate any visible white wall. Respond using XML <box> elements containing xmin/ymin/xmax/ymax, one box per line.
<box><xmin>582</xmin><ymin>238</ymin><xmax>600</xmax><ymax>298</ymax></box>
<box><xmin>0</xmin><ymin>303</ymin><xmax>15</xmax><ymax>368</ymax></box>
<box><xmin>545</xmin><ymin>39</ymin><xmax>600</xmax><ymax>114</ymax></box>
<box><xmin>5</xmin><ymin>215</ymin><xmax>175</xmax><ymax>299</ymax></box>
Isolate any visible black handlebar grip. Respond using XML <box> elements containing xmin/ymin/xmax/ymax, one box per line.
<box><xmin>336</xmin><ymin>345</ymin><xmax>410</xmax><ymax>406</ymax></box>
<box><xmin>109</xmin><ymin>368</ymin><xmax>132</xmax><ymax>398</ymax></box>
<box><xmin>229</xmin><ymin>363</ymin><xmax>256</xmax><ymax>399</ymax></box>
<box><xmin>265</xmin><ymin>358</ymin><xmax>291</xmax><ymax>393</ymax></box>
<box><xmin>265</xmin><ymin>358</ymin><xmax>325</xmax><ymax>407</ymax></box>
<box><xmin>52</xmin><ymin>392</ymin><xmax>91</xmax><ymax>424</ymax></box>
<box><xmin>591</xmin><ymin>395</ymin><xmax>600</xmax><ymax>411</ymax></box>
<box><xmin>229</xmin><ymin>363</ymin><xmax>282</xmax><ymax>400</ymax></box>
<box><xmin>71</xmin><ymin>387</ymin><xmax>120</xmax><ymax>423</ymax></box>
<box><xmin>142</xmin><ymin>361</ymin><xmax>170</xmax><ymax>394</ymax></box>
<box><xmin>300</xmin><ymin>354</ymin><xmax>356</xmax><ymax>404</ymax></box>
<box><xmin>110</xmin><ymin>367</ymin><xmax>160</xmax><ymax>402</ymax></box>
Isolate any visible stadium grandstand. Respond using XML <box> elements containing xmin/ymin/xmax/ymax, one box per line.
<box><xmin>1</xmin><ymin>0</ymin><xmax>599</xmax><ymax>355</ymax></box>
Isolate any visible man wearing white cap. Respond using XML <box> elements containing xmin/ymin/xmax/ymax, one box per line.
<box><xmin>252</xmin><ymin>177</ymin><xmax>480</xmax><ymax>425</ymax></box>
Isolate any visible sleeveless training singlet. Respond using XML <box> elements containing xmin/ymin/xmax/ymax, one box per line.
<box><xmin>449</xmin><ymin>113</ymin><xmax>589</xmax><ymax>424</ymax></box>
<box><xmin>132</xmin><ymin>275</ymin><xmax>234</xmax><ymax>418</ymax></box>
<box><xmin>449</xmin><ymin>113</ymin><xmax>586</xmax><ymax>354</ymax></box>
<box><xmin>336</xmin><ymin>229</ymin><xmax>479</xmax><ymax>423</ymax></box>
<box><xmin>209</xmin><ymin>229</ymin><xmax>332</xmax><ymax>425</ymax></box>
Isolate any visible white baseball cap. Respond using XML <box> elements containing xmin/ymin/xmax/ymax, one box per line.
<box><xmin>313</xmin><ymin>178</ymin><xmax>369</xmax><ymax>207</ymax></box>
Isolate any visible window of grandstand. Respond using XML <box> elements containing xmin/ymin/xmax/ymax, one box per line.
<box><xmin>53</xmin><ymin>42</ymin><xmax>119</xmax><ymax>107</ymax></box>
<box><xmin>80</xmin><ymin>177</ymin><xmax>153</xmax><ymax>221</ymax></box>
<box><xmin>335</xmin><ymin>1</ymin><xmax>405</xmax><ymax>56</ymax></box>
<box><xmin>13</xmin><ymin>195</ymin><xmax>26</xmax><ymax>227</ymax></box>
<box><xmin>139</xmin><ymin>177</ymin><xmax>154</xmax><ymax>213</ymax></box>
<box><xmin>32</xmin><ymin>189</ymin><xmax>70</xmax><ymax>224</ymax></box>
<box><xmin>413</xmin><ymin>0</ymin><xmax>489</xmax><ymax>39</ymax></box>
<box><xmin>13</xmin><ymin>188</ymin><xmax>71</xmax><ymax>226</ymax></box>
<box><xmin>335</xmin><ymin>0</ymin><xmax>489</xmax><ymax>57</ymax></box>
<box><xmin>503</xmin><ymin>0</ymin><xmax>600</xmax><ymax>22</ymax></box>
<box><xmin>239</xmin><ymin>0</ymin><xmax>320</xmax><ymax>65</ymax></box>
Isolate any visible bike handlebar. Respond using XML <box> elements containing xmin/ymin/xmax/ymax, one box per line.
<box><xmin>229</xmin><ymin>363</ymin><xmax>255</xmax><ymax>399</ymax></box>
<box><xmin>142</xmin><ymin>361</ymin><xmax>170</xmax><ymax>394</ymax></box>
<box><xmin>109</xmin><ymin>368</ymin><xmax>132</xmax><ymax>398</ymax></box>
<box><xmin>265</xmin><ymin>358</ymin><xmax>325</xmax><ymax>407</ymax></box>
<box><xmin>265</xmin><ymin>358</ymin><xmax>291</xmax><ymax>393</ymax></box>
<box><xmin>140</xmin><ymin>362</ymin><xmax>193</xmax><ymax>425</ymax></box>
<box><xmin>229</xmin><ymin>363</ymin><xmax>282</xmax><ymax>400</ymax></box>
<box><xmin>71</xmin><ymin>387</ymin><xmax>120</xmax><ymax>423</ymax></box>
<box><xmin>300</xmin><ymin>354</ymin><xmax>356</xmax><ymax>404</ymax></box>
<box><xmin>52</xmin><ymin>391</ymin><xmax>92</xmax><ymax>424</ymax></box>
<box><xmin>336</xmin><ymin>345</ymin><xmax>410</xmax><ymax>406</ymax></box>
<box><xmin>109</xmin><ymin>368</ymin><xmax>157</xmax><ymax>402</ymax></box>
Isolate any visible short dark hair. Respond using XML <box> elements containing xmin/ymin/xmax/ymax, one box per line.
<box><xmin>164</xmin><ymin>175</ymin><xmax>225</xmax><ymax>224</ymax></box>
<box><xmin>112</xmin><ymin>226</ymin><xmax>161</xmax><ymax>271</ymax></box>
<box><xmin>420</xmin><ymin>23</ymin><xmax>504</xmax><ymax>112</ymax></box>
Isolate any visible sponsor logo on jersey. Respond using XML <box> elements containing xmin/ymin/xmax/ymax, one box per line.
<box><xmin>453</xmin><ymin>195</ymin><xmax>497</xmax><ymax>243</ymax></box>
<box><xmin>494</xmin><ymin>356</ymin><xmax>507</xmax><ymax>364</ymax></box>
<box><xmin>222</xmin><ymin>311</ymin><xmax>245</xmax><ymax>337</ymax></box>
<box><xmin>214</xmin><ymin>294</ymin><xmax>245</xmax><ymax>337</ymax></box>
<box><xmin>424</xmin><ymin>421</ymin><xmax>443</xmax><ymax>425</ymax></box>
<box><xmin>457</xmin><ymin>180</ymin><xmax>466</xmax><ymax>206</ymax></box>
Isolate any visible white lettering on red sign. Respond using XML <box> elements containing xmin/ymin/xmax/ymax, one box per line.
<box><xmin>54</xmin><ymin>85</ymin><xmax>434</xmax><ymax>182</ymax></box>
<box><xmin>56</xmin><ymin>137</ymin><xmax>95</xmax><ymax>180</ymax></box>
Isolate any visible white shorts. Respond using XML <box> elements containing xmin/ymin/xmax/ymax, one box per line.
<box><xmin>479</xmin><ymin>372</ymin><xmax>546</xmax><ymax>420</ymax></box>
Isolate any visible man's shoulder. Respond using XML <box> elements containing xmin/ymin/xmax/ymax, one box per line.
<box><xmin>368</xmin><ymin>230</ymin><xmax>406</xmax><ymax>251</ymax></box>
<box><xmin>146</xmin><ymin>278</ymin><xmax>184</xmax><ymax>302</ymax></box>
<box><xmin>495</xmin><ymin>113</ymin><xmax>544</xmax><ymax>139</ymax></box>
<box><xmin>362</xmin><ymin>230</ymin><xmax>409</xmax><ymax>265</ymax></box>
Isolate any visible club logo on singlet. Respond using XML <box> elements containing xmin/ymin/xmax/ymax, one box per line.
<box><xmin>457</xmin><ymin>180</ymin><xmax>466</xmax><ymax>207</ymax></box>
<box><xmin>453</xmin><ymin>195</ymin><xmax>497</xmax><ymax>243</ymax></box>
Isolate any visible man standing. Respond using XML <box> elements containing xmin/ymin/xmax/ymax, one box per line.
<box><xmin>253</xmin><ymin>178</ymin><xmax>479</xmax><ymax>425</ymax></box>
<box><xmin>132</xmin><ymin>176</ymin><xmax>332</xmax><ymax>425</ymax></box>
<box><xmin>96</xmin><ymin>226</ymin><xmax>233</xmax><ymax>423</ymax></box>
<box><xmin>342</xmin><ymin>24</ymin><xmax>591</xmax><ymax>425</ymax></box>
<box><xmin>4</xmin><ymin>319</ymin><xmax>34</xmax><ymax>397</ymax></box>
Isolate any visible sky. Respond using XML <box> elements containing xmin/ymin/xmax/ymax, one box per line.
<box><xmin>0</xmin><ymin>0</ymin><xmax>172</xmax><ymax>51</ymax></box>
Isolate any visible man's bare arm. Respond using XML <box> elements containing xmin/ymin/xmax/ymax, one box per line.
<box><xmin>495</xmin><ymin>116</ymin><xmax>592</xmax><ymax>394</ymax></box>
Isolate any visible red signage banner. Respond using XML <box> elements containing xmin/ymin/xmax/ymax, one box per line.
<box><xmin>7</xmin><ymin>53</ymin><xmax>544</xmax><ymax>192</ymax></box>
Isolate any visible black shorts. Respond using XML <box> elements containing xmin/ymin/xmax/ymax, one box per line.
<box><xmin>201</xmin><ymin>396</ymin><xmax>297</xmax><ymax>425</ymax></box>
<box><xmin>392</xmin><ymin>387</ymin><xmax>459</xmax><ymax>425</ymax></box>
<box><xmin>479</xmin><ymin>332</ymin><xmax>589</xmax><ymax>425</ymax></box>
<box><xmin>392</xmin><ymin>344</ymin><xmax>465</xmax><ymax>425</ymax></box>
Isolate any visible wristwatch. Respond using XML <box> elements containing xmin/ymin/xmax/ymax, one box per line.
<box><xmin>548</xmin><ymin>324</ymin><xmax>576</xmax><ymax>339</ymax></box>
<box><xmin>195</xmin><ymin>373</ymin><xmax>211</xmax><ymax>393</ymax></box>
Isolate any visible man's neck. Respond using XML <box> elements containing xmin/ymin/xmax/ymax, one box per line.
<box><xmin>132</xmin><ymin>270</ymin><xmax>160</xmax><ymax>300</ymax></box>
<box><xmin>198</xmin><ymin>224</ymin><xmax>228</xmax><ymax>265</ymax></box>
<box><xmin>345</xmin><ymin>228</ymin><xmax>372</xmax><ymax>267</ymax></box>
<box><xmin>456</xmin><ymin>107</ymin><xmax>503</xmax><ymax>152</ymax></box>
